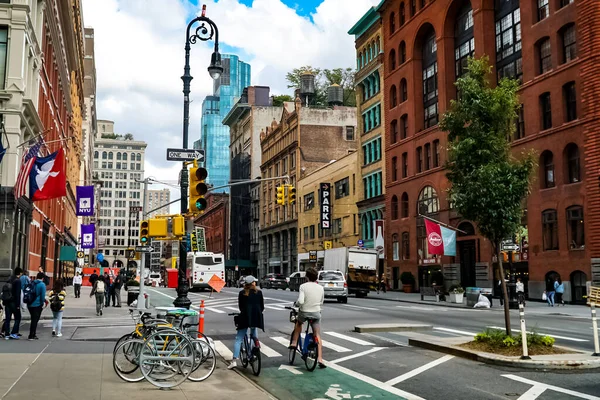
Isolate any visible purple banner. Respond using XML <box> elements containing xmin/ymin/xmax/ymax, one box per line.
<box><xmin>76</xmin><ymin>186</ymin><xmax>94</xmax><ymax>216</ymax></box>
<box><xmin>81</xmin><ymin>224</ymin><xmax>95</xmax><ymax>249</ymax></box>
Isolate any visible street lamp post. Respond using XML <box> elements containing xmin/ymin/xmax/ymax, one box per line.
<box><xmin>173</xmin><ymin>5</ymin><xmax>223</xmax><ymax>309</ymax></box>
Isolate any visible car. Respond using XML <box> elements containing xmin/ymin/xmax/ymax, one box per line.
<box><xmin>288</xmin><ymin>271</ymin><xmax>306</xmax><ymax>291</ymax></box>
<box><xmin>238</xmin><ymin>276</ymin><xmax>246</xmax><ymax>288</ymax></box>
<box><xmin>147</xmin><ymin>272</ymin><xmax>162</xmax><ymax>287</ymax></box>
<box><xmin>317</xmin><ymin>270</ymin><xmax>347</xmax><ymax>303</ymax></box>
<box><xmin>260</xmin><ymin>273</ymin><xmax>287</xmax><ymax>290</ymax></box>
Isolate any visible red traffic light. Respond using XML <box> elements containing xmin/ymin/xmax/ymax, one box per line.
<box><xmin>194</xmin><ymin>167</ymin><xmax>208</xmax><ymax>181</ymax></box>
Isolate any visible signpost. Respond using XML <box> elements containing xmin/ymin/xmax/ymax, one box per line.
<box><xmin>136</xmin><ymin>246</ymin><xmax>153</xmax><ymax>253</ymax></box>
<box><xmin>501</xmin><ymin>242</ymin><xmax>520</xmax><ymax>252</ymax></box>
<box><xmin>166</xmin><ymin>148</ymin><xmax>205</xmax><ymax>162</ymax></box>
<box><xmin>196</xmin><ymin>227</ymin><xmax>206</xmax><ymax>252</ymax></box>
<box><xmin>309</xmin><ymin>251</ymin><xmax>317</xmax><ymax>263</ymax></box>
<box><xmin>320</xmin><ymin>182</ymin><xmax>331</xmax><ymax>229</ymax></box>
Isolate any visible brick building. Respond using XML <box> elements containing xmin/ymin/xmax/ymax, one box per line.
<box><xmin>379</xmin><ymin>0</ymin><xmax>597</xmax><ymax>301</ymax></box>
<box><xmin>194</xmin><ymin>193</ymin><xmax>228</xmax><ymax>256</ymax></box>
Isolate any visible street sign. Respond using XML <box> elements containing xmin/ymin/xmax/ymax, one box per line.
<box><xmin>190</xmin><ymin>229</ymin><xmax>199</xmax><ymax>252</ymax></box>
<box><xmin>166</xmin><ymin>148</ymin><xmax>205</xmax><ymax>162</ymax></box>
<box><xmin>309</xmin><ymin>251</ymin><xmax>317</xmax><ymax>262</ymax></box>
<box><xmin>129</xmin><ymin>206</ymin><xmax>143</xmax><ymax>212</ymax></box>
<box><xmin>135</xmin><ymin>246</ymin><xmax>153</xmax><ymax>252</ymax></box>
<box><xmin>207</xmin><ymin>274</ymin><xmax>225</xmax><ymax>293</ymax></box>
<box><xmin>76</xmin><ymin>251</ymin><xmax>84</xmax><ymax>259</ymax></box>
<box><xmin>501</xmin><ymin>242</ymin><xmax>520</xmax><ymax>252</ymax></box>
<box><xmin>324</xmin><ymin>241</ymin><xmax>333</xmax><ymax>250</ymax></box>
<box><xmin>357</xmin><ymin>239</ymin><xmax>364</xmax><ymax>247</ymax></box>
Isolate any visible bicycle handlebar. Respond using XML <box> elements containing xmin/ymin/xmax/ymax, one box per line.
<box><xmin>228</xmin><ymin>313</ymin><xmax>240</xmax><ymax>316</ymax></box>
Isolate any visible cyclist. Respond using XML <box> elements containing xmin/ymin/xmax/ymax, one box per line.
<box><xmin>228</xmin><ymin>275</ymin><xmax>264</xmax><ymax>370</ymax></box>
<box><xmin>289</xmin><ymin>267</ymin><xmax>326</xmax><ymax>369</ymax></box>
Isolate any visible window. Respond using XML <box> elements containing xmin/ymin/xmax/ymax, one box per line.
<box><xmin>390</xmin><ymin>12</ymin><xmax>396</xmax><ymax>34</ymax></box>
<box><xmin>515</xmin><ymin>105</ymin><xmax>525</xmax><ymax>139</ymax></box>
<box><xmin>495</xmin><ymin>7</ymin><xmax>522</xmax><ymax>82</ymax></box>
<box><xmin>422</xmin><ymin>29</ymin><xmax>438</xmax><ymax>128</ymax></box>
<box><xmin>400</xmin><ymin>3</ymin><xmax>406</xmax><ymax>25</ymax></box>
<box><xmin>424</xmin><ymin>143</ymin><xmax>431</xmax><ymax>170</ymax></box>
<box><xmin>417</xmin><ymin>185</ymin><xmax>439</xmax><ymax>215</ymax></box>
<box><xmin>566</xmin><ymin>206</ymin><xmax>584</xmax><ymax>249</ymax></box>
<box><xmin>389</xmin><ymin>50</ymin><xmax>396</xmax><ymax>71</ymax></box>
<box><xmin>564</xmin><ymin>82</ymin><xmax>577</xmax><ymax>122</ymax></box>
<box><xmin>123</xmin><ymin>153</ymin><xmax>127</xmax><ymax>161</ymax></box>
<box><xmin>455</xmin><ymin>2</ymin><xmax>474</xmax><ymax>79</ymax></box>
<box><xmin>346</xmin><ymin>126</ymin><xmax>355</xmax><ymax>141</ymax></box>
<box><xmin>303</xmin><ymin>227</ymin><xmax>309</xmax><ymax>242</ymax></box>
<box><xmin>402</xmin><ymin>152</ymin><xmax>408</xmax><ymax>178</ymax></box>
<box><xmin>392</xmin><ymin>234</ymin><xmax>399</xmax><ymax>260</ymax></box>
<box><xmin>401</xmin><ymin>192</ymin><xmax>409</xmax><ymax>218</ymax></box>
<box><xmin>562</xmin><ymin>24</ymin><xmax>577</xmax><ymax>63</ymax></box>
<box><xmin>433</xmin><ymin>139</ymin><xmax>440</xmax><ymax>167</ymax></box>
<box><xmin>540</xmin><ymin>92</ymin><xmax>552</xmax><ymax>130</ymax></box>
<box><xmin>392</xmin><ymin>157</ymin><xmax>398</xmax><ymax>181</ymax></box>
<box><xmin>136</xmin><ymin>153</ymin><xmax>141</xmax><ymax>161</ymax></box>
<box><xmin>116</xmin><ymin>152</ymin><xmax>121</xmax><ymax>160</ymax></box>
<box><xmin>391</xmin><ymin>120</ymin><xmax>398</xmax><ymax>144</ymax></box>
<box><xmin>401</xmin><ymin>79</ymin><xmax>407</xmax><ymax>102</ymax></box>
<box><xmin>560</xmin><ymin>0</ymin><xmax>573</xmax><ymax>7</ymax></box>
<box><xmin>538</xmin><ymin>38</ymin><xmax>551</xmax><ymax>74</ymax></box>
<box><xmin>108</xmin><ymin>152</ymin><xmax>113</xmax><ymax>160</ymax></box>
<box><xmin>0</xmin><ymin>28</ymin><xmax>7</xmax><ymax>89</ymax></box>
<box><xmin>410</xmin><ymin>0</ymin><xmax>416</xmax><ymax>16</ymax></box>
<box><xmin>402</xmin><ymin>232</ymin><xmax>410</xmax><ymax>260</ymax></box>
<box><xmin>391</xmin><ymin>195</ymin><xmax>399</xmax><ymax>220</ymax></box>
<box><xmin>401</xmin><ymin>114</ymin><xmax>408</xmax><ymax>139</ymax></box>
<box><xmin>537</xmin><ymin>0</ymin><xmax>549</xmax><ymax>21</ymax></box>
<box><xmin>400</xmin><ymin>41</ymin><xmax>406</xmax><ymax>63</ymax></box>
<box><xmin>565</xmin><ymin>143</ymin><xmax>580</xmax><ymax>183</ymax></box>
<box><xmin>304</xmin><ymin>192</ymin><xmax>315</xmax><ymax>211</ymax></box>
<box><xmin>417</xmin><ymin>146</ymin><xmax>423</xmax><ymax>173</ymax></box>
<box><xmin>102</xmin><ymin>151</ymin><xmax>107</xmax><ymax>159</ymax></box>
<box><xmin>335</xmin><ymin>177</ymin><xmax>350</xmax><ymax>199</ymax></box>
<box><xmin>542</xmin><ymin>209</ymin><xmax>558</xmax><ymax>250</ymax></box>
<box><xmin>309</xmin><ymin>225</ymin><xmax>315</xmax><ymax>239</ymax></box>
<box><xmin>390</xmin><ymin>85</ymin><xmax>397</xmax><ymax>108</ymax></box>
<box><xmin>541</xmin><ymin>150</ymin><xmax>555</xmax><ymax>188</ymax></box>
<box><xmin>332</xmin><ymin>218</ymin><xmax>342</xmax><ymax>235</ymax></box>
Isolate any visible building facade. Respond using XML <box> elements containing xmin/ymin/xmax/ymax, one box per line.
<box><xmin>93</xmin><ymin>120</ymin><xmax>146</xmax><ymax>270</ymax></box>
<box><xmin>349</xmin><ymin>5</ymin><xmax>387</xmax><ymax>278</ymax></box>
<box><xmin>193</xmin><ymin>192</ymin><xmax>228</xmax><ymax>255</ymax></box>
<box><xmin>380</xmin><ymin>0</ymin><xmax>597</xmax><ymax>300</ymax></box>
<box><xmin>195</xmin><ymin>54</ymin><xmax>251</xmax><ymax>191</ymax></box>
<box><xmin>297</xmin><ymin>151</ymin><xmax>360</xmax><ymax>269</ymax></box>
<box><xmin>145</xmin><ymin>189</ymin><xmax>170</xmax><ymax>218</ymax></box>
<box><xmin>223</xmin><ymin>86</ymin><xmax>282</xmax><ymax>277</ymax></box>
<box><xmin>259</xmin><ymin>98</ymin><xmax>358</xmax><ymax>278</ymax></box>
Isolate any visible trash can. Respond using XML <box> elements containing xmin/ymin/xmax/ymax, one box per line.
<box><xmin>127</xmin><ymin>287</ymin><xmax>140</xmax><ymax>306</ymax></box>
<box><xmin>167</xmin><ymin>269</ymin><xmax>178</xmax><ymax>289</ymax></box>
<box><xmin>466</xmin><ymin>287</ymin><xmax>481</xmax><ymax>307</ymax></box>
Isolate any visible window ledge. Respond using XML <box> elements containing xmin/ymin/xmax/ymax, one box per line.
<box><xmin>569</xmin><ymin>247</ymin><xmax>585</xmax><ymax>252</ymax></box>
<box><xmin>540</xmin><ymin>186</ymin><xmax>556</xmax><ymax>191</ymax></box>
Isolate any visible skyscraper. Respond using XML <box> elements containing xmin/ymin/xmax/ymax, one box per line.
<box><xmin>194</xmin><ymin>54</ymin><xmax>251</xmax><ymax>192</ymax></box>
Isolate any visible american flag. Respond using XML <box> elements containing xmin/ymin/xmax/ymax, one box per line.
<box><xmin>14</xmin><ymin>138</ymin><xmax>44</xmax><ymax>199</ymax></box>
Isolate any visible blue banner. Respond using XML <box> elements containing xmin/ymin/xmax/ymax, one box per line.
<box><xmin>81</xmin><ymin>224</ymin><xmax>95</xmax><ymax>249</ymax></box>
<box><xmin>440</xmin><ymin>226</ymin><xmax>457</xmax><ymax>256</ymax></box>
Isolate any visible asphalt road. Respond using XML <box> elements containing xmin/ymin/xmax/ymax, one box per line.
<box><xmin>144</xmin><ymin>286</ymin><xmax>600</xmax><ymax>400</ymax></box>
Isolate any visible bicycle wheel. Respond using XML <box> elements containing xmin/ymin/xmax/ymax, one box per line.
<box><xmin>113</xmin><ymin>333</ymin><xmax>134</xmax><ymax>355</ymax></box>
<box><xmin>187</xmin><ymin>340</ymin><xmax>216</xmax><ymax>382</ymax></box>
<box><xmin>113</xmin><ymin>338</ymin><xmax>144</xmax><ymax>382</ymax></box>
<box><xmin>139</xmin><ymin>330</ymin><xmax>195</xmax><ymax>388</ymax></box>
<box><xmin>240</xmin><ymin>336</ymin><xmax>249</xmax><ymax>368</ymax></box>
<box><xmin>250</xmin><ymin>346</ymin><xmax>261</xmax><ymax>376</ymax></box>
<box><xmin>288</xmin><ymin>331</ymin><xmax>297</xmax><ymax>365</ymax></box>
<box><xmin>304</xmin><ymin>335</ymin><xmax>318</xmax><ymax>372</ymax></box>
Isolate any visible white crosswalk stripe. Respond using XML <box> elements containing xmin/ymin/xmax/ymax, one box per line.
<box><xmin>324</xmin><ymin>331</ymin><xmax>375</xmax><ymax>346</ymax></box>
<box><xmin>258</xmin><ymin>343</ymin><xmax>282</xmax><ymax>357</ymax></box>
<box><xmin>301</xmin><ymin>333</ymin><xmax>351</xmax><ymax>353</ymax></box>
<box><xmin>213</xmin><ymin>340</ymin><xmax>233</xmax><ymax>360</ymax></box>
<box><xmin>224</xmin><ymin>306</ymin><xmax>239</xmax><ymax>312</ymax></box>
<box><xmin>271</xmin><ymin>336</ymin><xmax>291</xmax><ymax>348</ymax></box>
<box><xmin>203</xmin><ymin>306</ymin><xmax>226</xmax><ymax>314</ymax></box>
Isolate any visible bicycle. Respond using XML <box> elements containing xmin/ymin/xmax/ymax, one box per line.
<box><xmin>285</xmin><ymin>306</ymin><xmax>319</xmax><ymax>371</ymax></box>
<box><xmin>228</xmin><ymin>312</ymin><xmax>261</xmax><ymax>376</ymax></box>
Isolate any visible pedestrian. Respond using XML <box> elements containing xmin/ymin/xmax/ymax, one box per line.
<box><xmin>104</xmin><ymin>272</ymin><xmax>112</xmax><ymax>307</ymax></box>
<box><xmin>228</xmin><ymin>276</ymin><xmax>265</xmax><ymax>370</ymax></box>
<box><xmin>547</xmin><ymin>284</ymin><xmax>555</xmax><ymax>307</ymax></box>
<box><xmin>91</xmin><ymin>275</ymin><xmax>106</xmax><ymax>316</ymax></box>
<box><xmin>1</xmin><ymin>267</ymin><xmax>24</xmax><ymax>340</ymax></box>
<box><xmin>112</xmin><ymin>272</ymin><xmax>123</xmax><ymax>307</ymax></box>
<box><xmin>38</xmin><ymin>266</ymin><xmax>50</xmax><ymax>286</ymax></box>
<box><xmin>380</xmin><ymin>273</ymin><xmax>387</xmax><ymax>293</ymax></box>
<box><xmin>516</xmin><ymin>278</ymin><xmax>525</xmax><ymax>306</ymax></box>
<box><xmin>72</xmin><ymin>272</ymin><xmax>82</xmax><ymax>298</ymax></box>
<box><xmin>27</xmin><ymin>272</ymin><xmax>47</xmax><ymax>340</ymax></box>
<box><xmin>48</xmin><ymin>279</ymin><xmax>66</xmax><ymax>337</ymax></box>
<box><xmin>89</xmin><ymin>269</ymin><xmax>99</xmax><ymax>287</ymax></box>
<box><xmin>554</xmin><ymin>277</ymin><xmax>565</xmax><ymax>306</ymax></box>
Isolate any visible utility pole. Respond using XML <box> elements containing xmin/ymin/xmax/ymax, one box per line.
<box><xmin>136</xmin><ymin>177</ymin><xmax>151</xmax><ymax>310</ymax></box>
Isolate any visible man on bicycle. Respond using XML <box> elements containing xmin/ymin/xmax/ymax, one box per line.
<box><xmin>289</xmin><ymin>267</ymin><xmax>326</xmax><ymax>369</ymax></box>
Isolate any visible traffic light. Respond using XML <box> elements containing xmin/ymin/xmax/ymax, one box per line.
<box><xmin>172</xmin><ymin>215</ymin><xmax>185</xmax><ymax>237</ymax></box>
<box><xmin>140</xmin><ymin>220</ymin><xmax>149</xmax><ymax>244</ymax></box>
<box><xmin>189</xmin><ymin>164</ymin><xmax>208</xmax><ymax>213</ymax></box>
<box><xmin>288</xmin><ymin>185</ymin><xmax>296</xmax><ymax>205</ymax></box>
<box><xmin>276</xmin><ymin>186</ymin><xmax>285</xmax><ymax>205</ymax></box>
<box><xmin>148</xmin><ymin>218</ymin><xmax>168</xmax><ymax>237</ymax></box>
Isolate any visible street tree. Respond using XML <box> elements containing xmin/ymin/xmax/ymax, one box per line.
<box><xmin>272</xmin><ymin>94</ymin><xmax>293</xmax><ymax>106</ymax></box>
<box><xmin>285</xmin><ymin>66</ymin><xmax>356</xmax><ymax>106</ymax></box>
<box><xmin>440</xmin><ymin>57</ymin><xmax>536</xmax><ymax>335</ymax></box>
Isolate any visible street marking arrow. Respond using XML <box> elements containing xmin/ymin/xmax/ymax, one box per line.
<box><xmin>278</xmin><ymin>364</ymin><xmax>303</xmax><ymax>375</ymax></box>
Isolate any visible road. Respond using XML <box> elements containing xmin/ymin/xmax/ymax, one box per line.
<box><xmin>146</xmin><ymin>286</ymin><xmax>600</xmax><ymax>400</ymax></box>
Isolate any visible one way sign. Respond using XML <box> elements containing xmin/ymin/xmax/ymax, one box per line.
<box><xmin>166</xmin><ymin>148</ymin><xmax>205</xmax><ymax>162</ymax></box>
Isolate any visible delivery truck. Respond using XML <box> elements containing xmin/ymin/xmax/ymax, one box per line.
<box><xmin>323</xmin><ymin>246</ymin><xmax>378</xmax><ymax>297</ymax></box>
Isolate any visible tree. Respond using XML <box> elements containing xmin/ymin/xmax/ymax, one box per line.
<box><xmin>272</xmin><ymin>94</ymin><xmax>293</xmax><ymax>107</ymax></box>
<box><xmin>123</xmin><ymin>133</ymin><xmax>134</xmax><ymax>141</ymax></box>
<box><xmin>285</xmin><ymin>66</ymin><xmax>356</xmax><ymax>106</ymax></box>
<box><xmin>440</xmin><ymin>57</ymin><xmax>536</xmax><ymax>335</ymax></box>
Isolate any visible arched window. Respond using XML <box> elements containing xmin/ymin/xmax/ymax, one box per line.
<box><xmin>401</xmin><ymin>114</ymin><xmax>408</xmax><ymax>139</ymax></box>
<box><xmin>563</xmin><ymin>81</ymin><xmax>577</xmax><ymax>122</ymax></box>
<box><xmin>542</xmin><ymin>209</ymin><xmax>558</xmax><ymax>250</ymax></box>
<box><xmin>389</xmin><ymin>49</ymin><xmax>396</xmax><ymax>71</ymax></box>
<box><xmin>400</xmin><ymin>3</ymin><xmax>406</xmax><ymax>25</ymax></box>
<box><xmin>391</xmin><ymin>195</ymin><xmax>399</xmax><ymax>220</ymax></box>
<box><xmin>108</xmin><ymin>152</ymin><xmax>113</xmax><ymax>160</ymax></box>
<box><xmin>401</xmin><ymin>78</ymin><xmax>408</xmax><ymax>102</ymax></box>
<box><xmin>540</xmin><ymin>150</ymin><xmax>555</xmax><ymax>188</ymax></box>
<box><xmin>116</xmin><ymin>152</ymin><xmax>121</xmax><ymax>160</ymax></box>
<box><xmin>455</xmin><ymin>1</ymin><xmax>474</xmax><ymax>79</ymax></box>
<box><xmin>566</xmin><ymin>205</ymin><xmax>584</xmax><ymax>249</ymax></box>
<box><xmin>123</xmin><ymin>153</ymin><xmax>128</xmax><ymax>161</ymax></box>
<box><xmin>401</xmin><ymin>192</ymin><xmax>409</xmax><ymax>218</ymax></box>
<box><xmin>422</xmin><ymin>28</ymin><xmax>438</xmax><ymax>128</ymax></box>
<box><xmin>94</xmin><ymin>151</ymin><xmax>99</xmax><ymax>159</ymax></box>
<box><xmin>565</xmin><ymin>143</ymin><xmax>580</xmax><ymax>183</ymax></box>
<box><xmin>418</xmin><ymin>186</ymin><xmax>439</xmax><ymax>215</ymax></box>
<box><xmin>102</xmin><ymin>151</ymin><xmax>107</xmax><ymax>160</ymax></box>
<box><xmin>399</xmin><ymin>41</ymin><xmax>406</xmax><ymax>63</ymax></box>
<box><xmin>390</xmin><ymin>85</ymin><xmax>397</xmax><ymax>108</ymax></box>
<box><xmin>457</xmin><ymin>222</ymin><xmax>475</xmax><ymax>236</ymax></box>
<box><xmin>136</xmin><ymin>153</ymin><xmax>141</xmax><ymax>161</ymax></box>
<box><xmin>391</xmin><ymin>119</ymin><xmax>399</xmax><ymax>144</ymax></box>
<box><xmin>390</xmin><ymin>12</ymin><xmax>396</xmax><ymax>33</ymax></box>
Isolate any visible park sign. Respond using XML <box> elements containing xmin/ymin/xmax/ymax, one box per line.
<box><xmin>320</xmin><ymin>182</ymin><xmax>331</xmax><ymax>229</ymax></box>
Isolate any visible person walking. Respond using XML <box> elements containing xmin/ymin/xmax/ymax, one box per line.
<box><xmin>38</xmin><ymin>266</ymin><xmax>50</xmax><ymax>286</ymax></box>
<box><xmin>112</xmin><ymin>272</ymin><xmax>123</xmax><ymax>307</ymax></box>
<box><xmin>516</xmin><ymin>278</ymin><xmax>525</xmax><ymax>306</ymax></box>
<box><xmin>91</xmin><ymin>275</ymin><xmax>106</xmax><ymax>316</ymax></box>
<box><xmin>103</xmin><ymin>273</ymin><xmax>112</xmax><ymax>308</ymax></box>
<box><xmin>27</xmin><ymin>272</ymin><xmax>47</xmax><ymax>340</ymax></box>
<box><xmin>2</xmin><ymin>267</ymin><xmax>24</xmax><ymax>340</ymax></box>
<box><xmin>72</xmin><ymin>272</ymin><xmax>82</xmax><ymax>299</ymax></box>
<box><xmin>554</xmin><ymin>277</ymin><xmax>565</xmax><ymax>306</ymax></box>
<box><xmin>89</xmin><ymin>270</ymin><xmax>99</xmax><ymax>287</ymax></box>
<box><xmin>547</xmin><ymin>283</ymin><xmax>556</xmax><ymax>307</ymax></box>
<box><xmin>228</xmin><ymin>276</ymin><xmax>265</xmax><ymax>370</ymax></box>
<box><xmin>48</xmin><ymin>279</ymin><xmax>66</xmax><ymax>337</ymax></box>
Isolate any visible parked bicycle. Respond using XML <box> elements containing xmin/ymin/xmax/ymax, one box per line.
<box><xmin>285</xmin><ymin>306</ymin><xmax>319</xmax><ymax>371</ymax></box>
<box><xmin>228</xmin><ymin>312</ymin><xmax>261</xmax><ymax>376</ymax></box>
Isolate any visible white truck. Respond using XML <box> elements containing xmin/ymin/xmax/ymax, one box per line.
<box><xmin>323</xmin><ymin>247</ymin><xmax>378</xmax><ymax>297</ymax></box>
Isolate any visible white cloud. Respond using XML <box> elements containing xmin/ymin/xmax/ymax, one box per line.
<box><xmin>82</xmin><ymin>0</ymin><xmax>380</xmax><ymax>197</ymax></box>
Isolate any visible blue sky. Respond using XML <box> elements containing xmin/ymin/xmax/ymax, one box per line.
<box><xmin>188</xmin><ymin>0</ymin><xmax>323</xmax><ymax>18</ymax></box>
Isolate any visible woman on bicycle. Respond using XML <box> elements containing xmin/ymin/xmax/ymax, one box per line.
<box><xmin>228</xmin><ymin>275</ymin><xmax>264</xmax><ymax>370</ymax></box>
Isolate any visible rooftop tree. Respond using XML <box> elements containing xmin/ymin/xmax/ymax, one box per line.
<box><xmin>440</xmin><ymin>57</ymin><xmax>536</xmax><ymax>335</ymax></box>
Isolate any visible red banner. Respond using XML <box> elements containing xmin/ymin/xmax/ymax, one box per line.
<box><xmin>424</xmin><ymin>218</ymin><xmax>444</xmax><ymax>255</ymax></box>
<box><xmin>81</xmin><ymin>267</ymin><xmax>122</xmax><ymax>286</ymax></box>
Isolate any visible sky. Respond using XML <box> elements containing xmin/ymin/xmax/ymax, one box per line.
<box><xmin>81</xmin><ymin>0</ymin><xmax>380</xmax><ymax>209</ymax></box>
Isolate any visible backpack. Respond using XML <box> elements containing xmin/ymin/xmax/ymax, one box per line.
<box><xmin>23</xmin><ymin>281</ymin><xmax>38</xmax><ymax>305</ymax></box>
<box><xmin>1</xmin><ymin>280</ymin><xmax>13</xmax><ymax>304</ymax></box>
<box><xmin>95</xmin><ymin>281</ymin><xmax>105</xmax><ymax>294</ymax></box>
<box><xmin>50</xmin><ymin>292</ymin><xmax>62</xmax><ymax>312</ymax></box>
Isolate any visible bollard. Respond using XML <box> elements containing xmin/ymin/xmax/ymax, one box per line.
<box><xmin>592</xmin><ymin>302</ymin><xmax>600</xmax><ymax>357</ymax></box>
<box><xmin>198</xmin><ymin>299</ymin><xmax>205</xmax><ymax>337</ymax></box>
<box><xmin>519</xmin><ymin>302</ymin><xmax>530</xmax><ymax>360</ymax></box>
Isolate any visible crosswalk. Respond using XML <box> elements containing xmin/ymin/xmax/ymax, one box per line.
<box><xmin>184</xmin><ymin>293</ymin><xmax>294</xmax><ymax>314</ymax></box>
<box><xmin>212</xmin><ymin>330</ymin><xmax>386</xmax><ymax>361</ymax></box>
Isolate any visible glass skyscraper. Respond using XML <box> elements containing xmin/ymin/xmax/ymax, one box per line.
<box><xmin>194</xmin><ymin>54</ymin><xmax>251</xmax><ymax>192</ymax></box>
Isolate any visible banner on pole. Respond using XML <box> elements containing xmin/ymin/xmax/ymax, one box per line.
<box><xmin>196</xmin><ymin>228</ymin><xmax>206</xmax><ymax>252</ymax></box>
<box><xmin>81</xmin><ymin>224</ymin><xmax>96</xmax><ymax>249</ymax></box>
<box><xmin>424</xmin><ymin>218</ymin><xmax>456</xmax><ymax>256</ymax></box>
<box><xmin>76</xmin><ymin>186</ymin><xmax>95</xmax><ymax>216</ymax></box>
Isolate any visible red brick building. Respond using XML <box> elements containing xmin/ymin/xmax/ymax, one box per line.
<box><xmin>194</xmin><ymin>193</ymin><xmax>229</xmax><ymax>255</ymax></box>
<box><xmin>380</xmin><ymin>0</ymin><xmax>598</xmax><ymax>302</ymax></box>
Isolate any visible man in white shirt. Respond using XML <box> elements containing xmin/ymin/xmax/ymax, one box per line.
<box><xmin>289</xmin><ymin>267</ymin><xmax>325</xmax><ymax>368</ymax></box>
<box><xmin>73</xmin><ymin>272</ymin><xmax>83</xmax><ymax>298</ymax></box>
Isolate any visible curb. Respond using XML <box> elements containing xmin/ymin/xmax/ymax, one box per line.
<box><xmin>365</xmin><ymin>295</ymin><xmax>475</xmax><ymax>310</ymax></box>
<box><xmin>354</xmin><ymin>324</ymin><xmax>433</xmax><ymax>333</ymax></box>
<box><xmin>408</xmin><ymin>337</ymin><xmax>600</xmax><ymax>370</ymax></box>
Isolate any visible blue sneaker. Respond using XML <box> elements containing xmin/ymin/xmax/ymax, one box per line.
<box><xmin>9</xmin><ymin>334</ymin><xmax>20</xmax><ymax>340</ymax></box>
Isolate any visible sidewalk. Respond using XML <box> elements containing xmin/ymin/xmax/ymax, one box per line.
<box><xmin>366</xmin><ymin>290</ymin><xmax>592</xmax><ymax>318</ymax></box>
